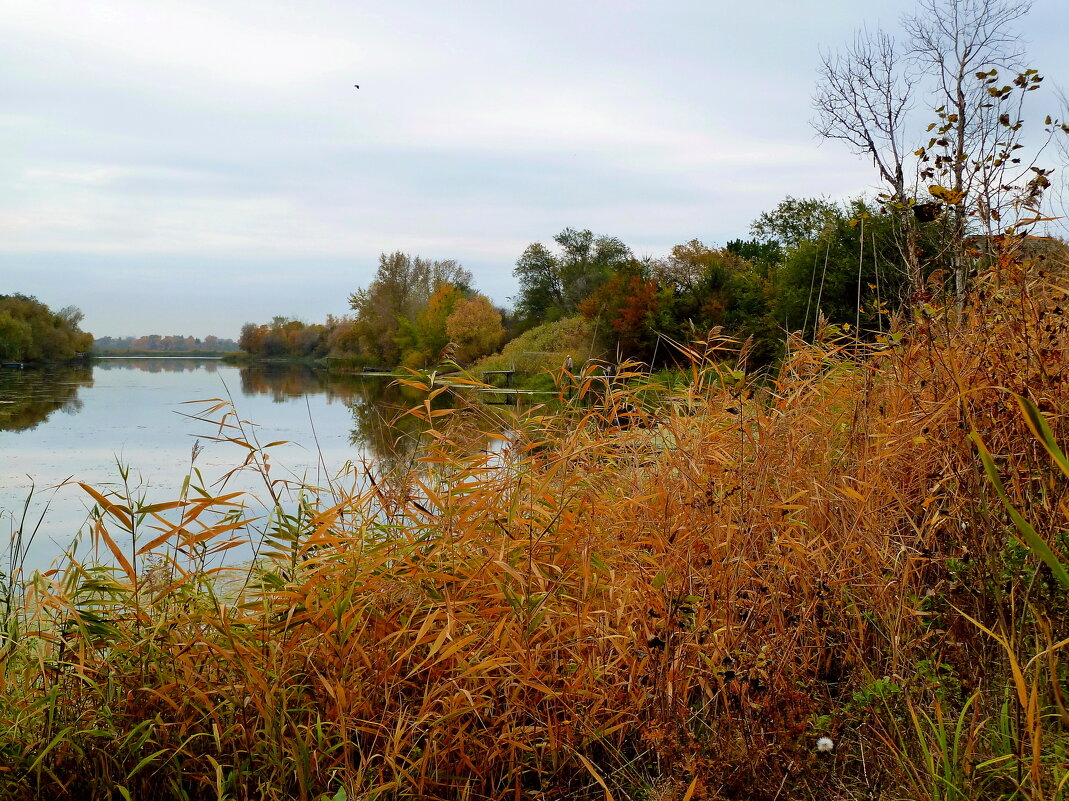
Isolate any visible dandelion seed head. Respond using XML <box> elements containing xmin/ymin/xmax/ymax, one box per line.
<box><xmin>816</xmin><ymin>736</ymin><xmax>834</xmax><ymax>753</ymax></box>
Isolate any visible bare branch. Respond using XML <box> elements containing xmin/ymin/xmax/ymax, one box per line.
<box><xmin>813</xmin><ymin>27</ymin><xmax>913</xmax><ymax>197</ymax></box>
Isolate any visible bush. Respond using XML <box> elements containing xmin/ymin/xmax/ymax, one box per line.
<box><xmin>473</xmin><ymin>315</ymin><xmax>599</xmax><ymax>378</ymax></box>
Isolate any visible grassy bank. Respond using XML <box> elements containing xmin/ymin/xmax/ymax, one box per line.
<box><xmin>2</xmin><ymin>262</ymin><xmax>1068</xmax><ymax>800</ymax></box>
<box><xmin>222</xmin><ymin>353</ymin><xmax>399</xmax><ymax>373</ymax></box>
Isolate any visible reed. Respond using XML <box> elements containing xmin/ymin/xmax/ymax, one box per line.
<box><xmin>1</xmin><ymin>258</ymin><xmax>1068</xmax><ymax>800</ymax></box>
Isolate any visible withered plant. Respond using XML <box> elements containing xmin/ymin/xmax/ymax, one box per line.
<box><xmin>1</xmin><ymin>255</ymin><xmax>1068</xmax><ymax>800</ymax></box>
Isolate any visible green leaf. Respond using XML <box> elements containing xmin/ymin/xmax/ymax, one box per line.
<box><xmin>1016</xmin><ymin>396</ymin><xmax>1069</xmax><ymax>481</ymax></box>
<box><xmin>972</xmin><ymin>431</ymin><xmax>1069</xmax><ymax>589</ymax></box>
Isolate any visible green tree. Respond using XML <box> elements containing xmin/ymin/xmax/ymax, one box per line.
<box><xmin>0</xmin><ymin>295</ymin><xmax>92</xmax><ymax>363</ymax></box>
<box><xmin>726</xmin><ymin>238</ymin><xmax>783</xmax><ymax>272</ymax></box>
<box><xmin>750</xmin><ymin>197</ymin><xmax>840</xmax><ymax>251</ymax></box>
<box><xmin>656</xmin><ymin>241</ymin><xmax>778</xmax><ymax>363</ymax></box>
<box><xmin>513</xmin><ymin>228</ymin><xmax>632</xmax><ymax>324</ymax></box>
<box><xmin>768</xmin><ymin>201</ymin><xmax>904</xmax><ymax>337</ymax></box>
<box><xmin>0</xmin><ymin>311</ymin><xmax>32</xmax><ymax>362</ymax></box>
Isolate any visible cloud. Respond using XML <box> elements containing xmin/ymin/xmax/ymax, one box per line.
<box><xmin>3</xmin><ymin>0</ymin><xmax>1066</xmax><ymax>338</ymax></box>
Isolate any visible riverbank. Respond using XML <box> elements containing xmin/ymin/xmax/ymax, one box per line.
<box><xmin>2</xmin><ymin>271</ymin><xmax>1067</xmax><ymax>800</ymax></box>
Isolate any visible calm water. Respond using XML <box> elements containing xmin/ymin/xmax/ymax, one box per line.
<box><xmin>0</xmin><ymin>359</ymin><xmax>446</xmax><ymax>573</ymax></box>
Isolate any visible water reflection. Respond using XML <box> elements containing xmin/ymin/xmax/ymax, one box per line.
<box><xmin>1</xmin><ymin>359</ymin><xmax>496</xmax><ymax>469</ymax></box>
<box><xmin>2</xmin><ymin>359</ymin><xmax>507</xmax><ymax>572</ymax></box>
<box><xmin>94</xmin><ymin>358</ymin><xmax>221</xmax><ymax>373</ymax></box>
<box><xmin>238</xmin><ymin>363</ymin><xmax>334</xmax><ymax>401</ymax></box>
<box><xmin>236</xmin><ymin>364</ymin><xmax>453</xmax><ymax>469</ymax></box>
<box><xmin>0</xmin><ymin>364</ymin><xmax>94</xmax><ymax>432</ymax></box>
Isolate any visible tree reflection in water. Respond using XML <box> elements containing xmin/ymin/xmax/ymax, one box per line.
<box><xmin>239</xmin><ymin>363</ymin><xmax>330</xmax><ymax>402</ymax></box>
<box><xmin>94</xmin><ymin>358</ymin><xmax>221</xmax><ymax>374</ymax></box>
<box><xmin>346</xmin><ymin>379</ymin><xmax>451</xmax><ymax>475</ymax></box>
<box><xmin>0</xmin><ymin>364</ymin><xmax>94</xmax><ymax>432</ymax></box>
<box><xmin>237</xmin><ymin>365</ymin><xmax>471</xmax><ymax>470</ymax></box>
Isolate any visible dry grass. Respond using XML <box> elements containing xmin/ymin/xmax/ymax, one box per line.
<box><xmin>1</xmin><ymin>259</ymin><xmax>1068</xmax><ymax>800</ymax></box>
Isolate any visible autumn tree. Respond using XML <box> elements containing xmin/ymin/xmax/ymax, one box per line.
<box><xmin>906</xmin><ymin>0</ymin><xmax>1050</xmax><ymax>297</ymax></box>
<box><xmin>349</xmin><ymin>252</ymin><xmax>472</xmax><ymax>365</ymax></box>
<box><xmin>445</xmin><ymin>295</ymin><xmax>505</xmax><ymax>364</ymax></box>
<box><xmin>237</xmin><ymin>318</ymin><xmax>329</xmax><ymax>358</ymax></box>
<box><xmin>578</xmin><ymin>268</ymin><xmax>662</xmax><ymax>360</ymax></box>
<box><xmin>396</xmin><ymin>283</ymin><xmax>464</xmax><ymax>368</ymax></box>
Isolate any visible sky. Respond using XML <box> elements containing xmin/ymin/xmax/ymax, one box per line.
<box><xmin>3</xmin><ymin>0</ymin><xmax>1068</xmax><ymax>339</ymax></box>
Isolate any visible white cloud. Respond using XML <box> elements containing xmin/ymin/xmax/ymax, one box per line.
<box><xmin>0</xmin><ymin>0</ymin><xmax>375</xmax><ymax>90</ymax></box>
<box><xmin>2</xmin><ymin>0</ymin><xmax>1066</xmax><ymax>336</ymax></box>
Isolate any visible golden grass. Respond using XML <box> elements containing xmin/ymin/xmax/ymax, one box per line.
<box><xmin>1</xmin><ymin>261</ymin><xmax>1068</xmax><ymax>800</ymax></box>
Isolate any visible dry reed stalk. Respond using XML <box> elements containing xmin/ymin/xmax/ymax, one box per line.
<box><xmin>1</xmin><ymin>261</ymin><xmax>1067</xmax><ymax>800</ymax></box>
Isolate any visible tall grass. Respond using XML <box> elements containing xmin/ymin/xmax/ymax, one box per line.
<box><xmin>1</xmin><ymin>257</ymin><xmax>1068</xmax><ymax>800</ymax></box>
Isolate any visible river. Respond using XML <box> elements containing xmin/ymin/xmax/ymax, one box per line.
<box><xmin>0</xmin><ymin>358</ymin><xmax>464</xmax><ymax>574</ymax></box>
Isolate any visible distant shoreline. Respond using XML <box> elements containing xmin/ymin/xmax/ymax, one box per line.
<box><xmin>92</xmin><ymin>350</ymin><xmax>240</xmax><ymax>358</ymax></box>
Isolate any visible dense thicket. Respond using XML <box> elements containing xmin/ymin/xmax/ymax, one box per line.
<box><xmin>5</xmin><ymin>259</ymin><xmax>1069</xmax><ymax>800</ymax></box>
<box><xmin>510</xmin><ymin>201</ymin><xmax>920</xmax><ymax>368</ymax></box>
<box><xmin>0</xmin><ymin>294</ymin><xmax>93</xmax><ymax>363</ymax></box>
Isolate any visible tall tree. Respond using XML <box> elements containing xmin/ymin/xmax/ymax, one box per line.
<box><xmin>513</xmin><ymin>228</ymin><xmax>632</xmax><ymax>324</ymax></box>
<box><xmin>814</xmin><ymin>0</ymin><xmax>1059</xmax><ymax>303</ymax></box>
<box><xmin>813</xmin><ymin>28</ymin><xmax>920</xmax><ymax>290</ymax></box>
<box><xmin>349</xmin><ymin>252</ymin><xmax>472</xmax><ymax>364</ymax></box>
<box><xmin>905</xmin><ymin>0</ymin><xmax>1031</xmax><ymax>298</ymax></box>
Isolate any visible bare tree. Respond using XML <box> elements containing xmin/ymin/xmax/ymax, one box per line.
<box><xmin>815</xmin><ymin>0</ymin><xmax>1065</xmax><ymax>309</ymax></box>
<box><xmin>813</xmin><ymin>27</ymin><xmax>921</xmax><ymax>291</ymax></box>
<box><xmin>905</xmin><ymin>0</ymin><xmax>1031</xmax><ymax>299</ymax></box>
<box><xmin>56</xmin><ymin>305</ymin><xmax>85</xmax><ymax>329</ymax></box>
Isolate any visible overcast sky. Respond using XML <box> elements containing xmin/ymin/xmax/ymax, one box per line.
<box><xmin>3</xmin><ymin>0</ymin><xmax>1068</xmax><ymax>339</ymax></box>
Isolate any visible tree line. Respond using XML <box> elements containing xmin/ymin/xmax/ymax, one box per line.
<box><xmin>238</xmin><ymin>185</ymin><xmax>1066</xmax><ymax>372</ymax></box>
<box><xmin>240</xmin><ymin>252</ymin><xmax>506</xmax><ymax>367</ymax></box>
<box><xmin>94</xmin><ymin>334</ymin><xmax>239</xmax><ymax>352</ymax></box>
<box><xmin>511</xmin><ymin>204</ymin><xmax>907</xmax><ymax>367</ymax></box>
<box><xmin>0</xmin><ymin>294</ymin><xmax>93</xmax><ymax>364</ymax></box>
<box><xmin>236</xmin><ymin>201</ymin><xmax>904</xmax><ymax>370</ymax></box>
<box><xmin>238</xmin><ymin>0</ymin><xmax>1068</xmax><ymax>372</ymax></box>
